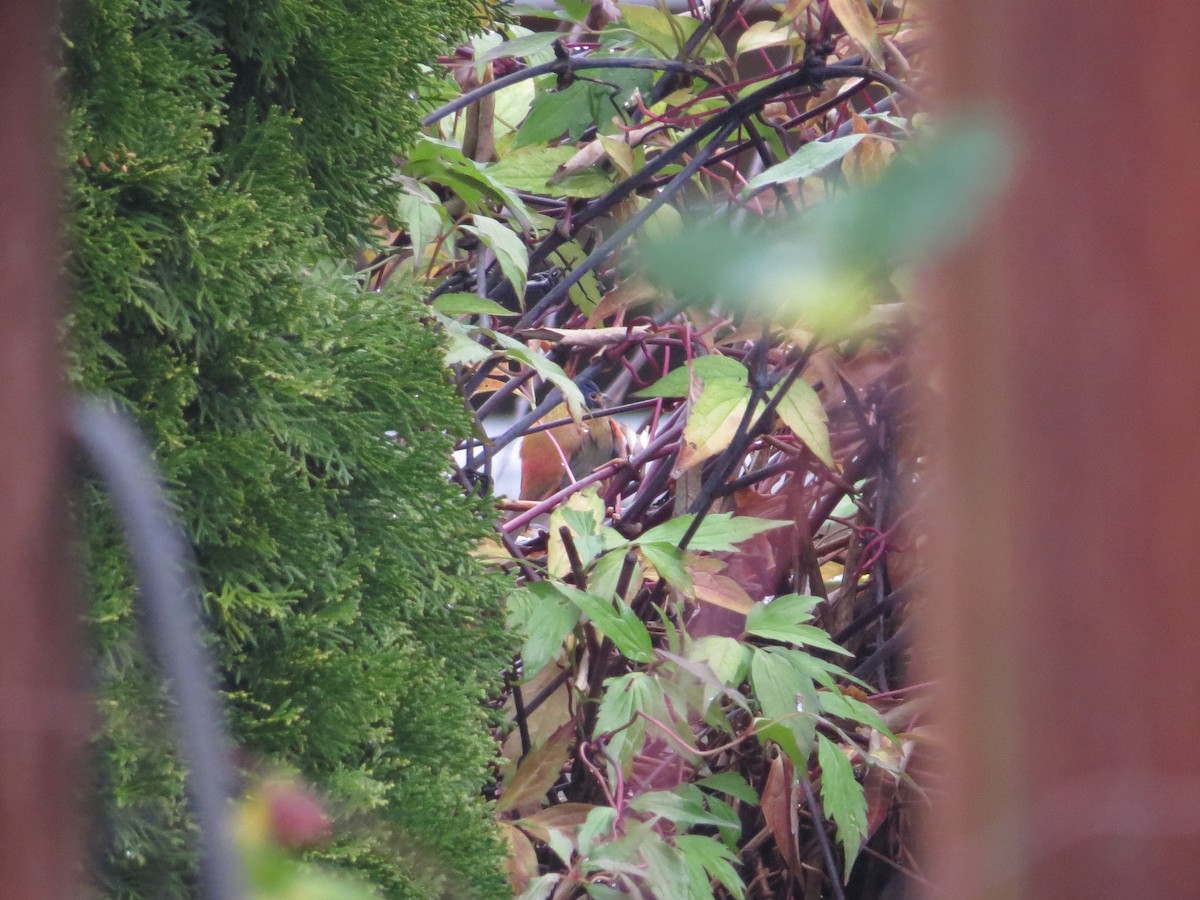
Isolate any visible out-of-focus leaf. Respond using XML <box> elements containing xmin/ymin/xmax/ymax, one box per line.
<box><xmin>742</xmin><ymin>134</ymin><xmax>867</xmax><ymax>197</ymax></box>
<box><xmin>497</xmin><ymin>720</ymin><xmax>575</xmax><ymax>813</ymax></box>
<box><xmin>638</xmin><ymin>512</ymin><xmax>787</xmax><ymax>553</ymax></box>
<box><xmin>463</xmin><ymin>217</ymin><xmax>529</xmax><ymax>301</ymax></box>
<box><xmin>433</xmin><ymin>293</ymin><xmax>514</xmax><ymax>317</ymax></box>
<box><xmin>817</xmin><ymin>734</ymin><xmax>868</xmax><ymax>877</ymax></box>
<box><xmin>828</xmin><ymin>0</ymin><xmax>884</xmax><ymax>66</ymax></box>
<box><xmin>774</xmin><ymin>379</ymin><xmax>834</xmax><ymax>467</ymax></box>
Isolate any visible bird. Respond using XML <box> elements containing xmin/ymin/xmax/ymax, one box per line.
<box><xmin>519</xmin><ymin>379</ymin><xmax>622</xmax><ymax>501</ymax></box>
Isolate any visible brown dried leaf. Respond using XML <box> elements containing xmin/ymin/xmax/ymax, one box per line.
<box><xmin>499</xmin><ymin>821</ymin><xmax>540</xmax><ymax>895</ymax></box>
<box><xmin>516</xmin><ymin>802</ymin><xmax>597</xmax><ymax>843</ymax></box>
<box><xmin>519</xmin><ymin>325</ymin><xmax>650</xmax><ymax>348</ymax></box>
<box><xmin>762</xmin><ymin>751</ymin><xmax>803</xmax><ymax>881</ymax></box>
<box><xmin>497</xmin><ymin>720</ymin><xmax>575</xmax><ymax>814</ymax></box>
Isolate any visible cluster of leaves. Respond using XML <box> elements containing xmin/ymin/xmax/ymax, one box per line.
<box><xmin>367</xmin><ymin>0</ymin><xmax>1001</xmax><ymax>897</ymax></box>
<box><xmin>63</xmin><ymin>1</ymin><xmax>518</xmax><ymax>897</ymax></box>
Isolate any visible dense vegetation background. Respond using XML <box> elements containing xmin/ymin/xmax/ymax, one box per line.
<box><xmin>63</xmin><ymin>2</ymin><xmax>515</xmax><ymax>897</ymax></box>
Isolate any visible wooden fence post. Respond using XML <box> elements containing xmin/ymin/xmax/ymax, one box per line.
<box><xmin>0</xmin><ymin>2</ymin><xmax>86</xmax><ymax>897</ymax></box>
<box><xmin>924</xmin><ymin>3</ymin><xmax>1200</xmax><ymax>897</ymax></box>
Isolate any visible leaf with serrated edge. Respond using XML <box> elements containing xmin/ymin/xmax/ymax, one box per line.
<box><xmin>637</xmin><ymin>512</ymin><xmax>787</xmax><ymax>553</ymax></box>
<box><xmin>818</xmin><ymin>733</ymin><xmax>868</xmax><ymax>878</ymax></box>
<box><xmin>635</xmin><ymin>356</ymin><xmax>748</xmax><ymax>398</ymax></box>
<box><xmin>677</xmin><ymin>377</ymin><xmax>754</xmax><ymax>473</ymax></box>
<box><xmin>774</xmin><ymin>379</ymin><xmax>834</xmax><ymax>467</ymax></box>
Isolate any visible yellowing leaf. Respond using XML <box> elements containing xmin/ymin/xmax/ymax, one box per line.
<box><xmin>828</xmin><ymin>0</ymin><xmax>884</xmax><ymax>66</ymax></box>
<box><xmin>775</xmin><ymin>379</ymin><xmax>834</xmax><ymax>468</ymax></box>
<box><xmin>782</xmin><ymin>0</ymin><xmax>817</xmax><ymax>19</ymax></box>
<box><xmin>687</xmin><ymin>556</ymin><xmax>756</xmax><ymax>614</ymax></box>
<box><xmin>737</xmin><ymin>20</ymin><xmax>799</xmax><ymax>56</ymax></box>
<box><xmin>597</xmin><ymin>134</ymin><xmax>635</xmax><ymax>178</ymax></box>
<box><xmin>676</xmin><ymin>377</ymin><xmax>754</xmax><ymax>473</ymax></box>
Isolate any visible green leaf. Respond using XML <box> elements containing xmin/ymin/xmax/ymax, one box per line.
<box><xmin>751</xmin><ymin>648</ymin><xmax>817</xmax><ymax>765</ymax></box>
<box><xmin>696</xmin><ymin>771</ymin><xmax>760</xmax><ymax>805</ymax></box>
<box><xmin>577</xmin><ymin>805</ymin><xmax>619</xmax><ymax>857</ymax></box>
<box><xmin>406</xmin><ymin>136</ymin><xmax>533</xmax><ymax>228</ymax></box>
<box><xmin>493</xmin><ymin>333</ymin><xmax>588</xmax><ymax>420</ymax></box>
<box><xmin>687</xmin><ymin>635</ymin><xmax>752</xmax><ymax>691</ymax></box>
<box><xmin>508</xmin><ymin>583</ymin><xmax>581</xmax><ymax>677</ymax></box>
<box><xmin>637</xmin><ymin>513</ymin><xmax>788</xmax><ymax>553</ymax></box>
<box><xmin>432</xmin><ymin>293</ymin><xmax>514</xmax><ymax>317</ymax></box>
<box><xmin>736</xmin><ymin>20</ymin><xmax>800</xmax><ymax>55</ymax></box>
<box><xmin>559</xmin><ymin>583</ymin><xmax>654</xmax><ymax>663</ymax></box>
<box><xmin>744</xmin><ymin>594</ymin><xmax>822</xmax><ymax>643</ymax></box>
<box><xmin>595</xmin><ymin>672</ymin><xmax>661</xmax><ymax>766</ymax></box>
<box><xmin>463</xmin><ymin>217</ymin><xmax>529</xmax><ymax>302</ymax></box>
<box><xmin>629</xmin><ymin>788</ymin><xmax>740</xmax><ymax>831</ymax></box>
<box><xmin>434</xmin><ymin>312</ymin><xmax>494</xmax><ymax>366</ymax></box>
<box><xmin>514</xmin><ymin>80</ymin><xmax>595</xmax><ymax>148</ymax></box>
<box><xmin>676</xmin><ymin>835</ymin><xmax>747</xmax><ymax>899</ymax></box>
<box><xmin>479</xmin><ymin>31</ymin><xmax>563</xmax><ymax>62</ymax></box>
<box><xmin>774</xmin><ymin>379</ymin><xmax>834</xmax><ymax>468</ymax></box>
<box><xmin>394</xmin><ymin>192</ymin><xmax>445</xmax><ymax>269</ymax></box>
<box><xmin>638</xmin><ymin>541</ymin><xmax>692</xmax><ymax>592</ymax></box>
<box><xmin>635</xmin><ymin>356</ymin><xmax>748</xmax><ymax>398</ymax></box>
<box><xmin>742</xmin><ymin>134</ymin><xmax>867</xmax><ymax>196</ymax></box>
<box><xmin>549</xmin><ymin>240</ymin><xmax>604</xmax><ymax>312</ymax></box>
<box><xmin>487</xmin><ymin>146</ymin><xmax>615</xmax><ymax>199</ymax></box>
<box><xmin>818</xmin><ymin>690</ymin><xmax>897</xmax><ymax>744</ymax></box>
<box><xmin>817</xmin><ymin>733</ymin><xmax>868</xmax><ymax>877</ymax></box>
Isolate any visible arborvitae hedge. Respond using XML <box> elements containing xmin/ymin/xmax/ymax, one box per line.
<box><xmin>62</xmin><ymin>2</ymin><xmax>512</xmax><ymax>897</ymax></box>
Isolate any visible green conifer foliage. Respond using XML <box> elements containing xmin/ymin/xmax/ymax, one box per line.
<box><xmin>62</xmin><ymin>2</ymin><xmax>511</xmax><ymax>897</ymax></box>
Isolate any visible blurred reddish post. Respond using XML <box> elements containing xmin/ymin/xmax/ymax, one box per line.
<box><xmin>0</xmin><ymin>1</ymin><xmax>86</xmax><ymax>897</ymax></box>
<box><xmin>924</xmin><ymin>2</ymin><xmax>1200</xmax><ymax>898</ymax></box>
